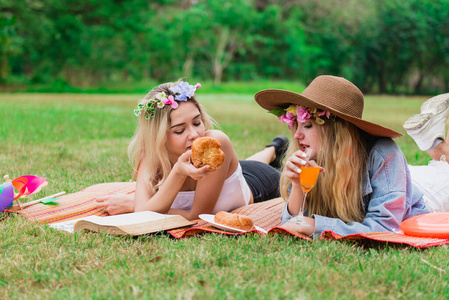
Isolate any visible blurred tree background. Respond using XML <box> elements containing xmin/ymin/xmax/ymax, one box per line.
<box><xmin>1</xmin><ymin>0</ymin><xmax>448</xmax><ymax>94</ymax></box>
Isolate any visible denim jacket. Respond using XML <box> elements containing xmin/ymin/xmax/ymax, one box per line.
<box><xmin>281</xmin><ymin>138</ymin><xmax>429</xmax><ymax>236</ymax></box>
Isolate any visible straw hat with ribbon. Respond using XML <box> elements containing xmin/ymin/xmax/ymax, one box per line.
<box><xmin>255</xmin><ymin>75</ymin><xmax>403</xmax><ymax>138</ymax></box>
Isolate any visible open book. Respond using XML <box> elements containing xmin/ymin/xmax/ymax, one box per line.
<box><xmin>49</xmin><ymin>211</ymin><xmax>194</xmax><ymax>236</ymax></box>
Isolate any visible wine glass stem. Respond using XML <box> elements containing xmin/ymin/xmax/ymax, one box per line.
<box><xmin>298</xmin><ymin>192</ymin><xmax>307</xmax><ymax>220</ymax></box>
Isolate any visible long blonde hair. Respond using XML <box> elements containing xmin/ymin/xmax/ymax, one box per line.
<box><xmin>281</xmin><ymin>117</ymin><xmax>372</xmax><ymax>223</ymax></box>
<box><xmin>128</xmin><ymin>81</ymin><xmax>215</xmax><ymax>193</ymax></box>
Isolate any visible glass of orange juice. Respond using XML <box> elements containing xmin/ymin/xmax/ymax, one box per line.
<box><xmin>290</xmin><ymin>149</ymin><xmax>320</xmax><ymax>226</ymax></box>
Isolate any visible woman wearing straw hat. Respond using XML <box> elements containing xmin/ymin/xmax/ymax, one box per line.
<box><xmin>255</xmin><ymin>75</ymin><xmax>449</xmax><ymax>237</ymax></box>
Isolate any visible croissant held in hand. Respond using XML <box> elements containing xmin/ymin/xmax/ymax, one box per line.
<box><xmin>191</xmin><ymin>137</ymin><xmax>225</xmax><ymax>171</ymax></box>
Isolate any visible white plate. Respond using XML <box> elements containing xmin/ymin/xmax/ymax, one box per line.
<box><xmin>199</xmin><ymin>214</ymin><xmax>267</xmax><ymax>233</ymax></box>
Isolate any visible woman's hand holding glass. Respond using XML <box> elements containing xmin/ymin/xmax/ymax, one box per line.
<box><xmin>284</xmin><ymin>148</ymin><xmax>321</xmax><ymax>227</ymax></box>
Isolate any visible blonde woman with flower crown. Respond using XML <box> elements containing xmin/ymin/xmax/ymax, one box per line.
<box><xmin>255</xmin><ymin>75</ymin><xmax>449</xmax><ymax>237</ymax></box>
<box><xmin>96</xmin><ymin>80</ymin><xmax>288</xmax><ymax>220</ymax></box>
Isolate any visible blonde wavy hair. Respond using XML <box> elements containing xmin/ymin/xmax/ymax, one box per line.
<box><xmin>280</xmin><ymin>117</ymin><xmax>372</xmax><ymax>223</ymax></box>
<box><xmin>128</xmin><ymin>81</ymin><xmax>215</xmax><ymax>193</ymax></box>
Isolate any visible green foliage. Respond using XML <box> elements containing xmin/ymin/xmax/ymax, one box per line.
<box><xmin>1</xmin><ymin>0</ymin><xmax>449</xmax><ymax>93</ymax></box>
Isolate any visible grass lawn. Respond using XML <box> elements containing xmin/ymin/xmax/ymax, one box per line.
<box><xmin>0</xmin><ymin>92</ymin><xmax>448</xmax><ymax>299</ymax></box>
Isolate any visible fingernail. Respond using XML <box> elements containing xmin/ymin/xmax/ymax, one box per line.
<box><xmin>301</xmin><ymin>153</ymin><xmax>307</xmax><ymax>158</ymax></box>
<box><xmin>296</xmin><ymin>168</ymin><xmax>301</xmax><ymax>173</ymax></box>
<box><xmin>300</xmin><ymin>160</ymin><xmax>307</xmax><ymax>165</ymax></box>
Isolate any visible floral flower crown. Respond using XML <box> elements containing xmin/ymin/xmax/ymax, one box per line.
<box><xmin>269</xmin><ymin>105</ymin><xmax>332</xmax><ymax>129</ymax></box>
<box><xmin>134</xmin><ymin>81</ymin><xmax>201</xmax><ymax>119</ymax></box>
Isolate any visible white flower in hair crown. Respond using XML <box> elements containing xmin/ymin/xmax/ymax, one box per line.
<box><xmin>134</xmin><ymin>81</ymin><xmax>201</xmax><ymax>119</ymax></box>
<box><xmin>269</xmin><ymin>105</ymin><xmax>331</xmax><ymax>130</ymax></box>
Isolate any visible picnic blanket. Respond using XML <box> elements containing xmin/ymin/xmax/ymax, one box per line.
<box><xmin>5</xmin><ymin>182</ymin><xmax>449</xmax><ymax>248</ymax></box>
<box><xmin>5</xmin><ymin>182</ymin><xmax>135</xmax><ymax>223</ymax></box>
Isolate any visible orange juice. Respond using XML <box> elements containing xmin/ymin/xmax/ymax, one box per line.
<box><xmin>299</xmin><ymin>166</ymin><xmax>320</xmax><ymax>193</ymax></box>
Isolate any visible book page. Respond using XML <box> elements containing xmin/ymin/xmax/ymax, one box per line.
<box><xmin>49</xmin><ymin>211</ymin><xmax>174</xmax><ymax>233</ymax></box>
<box><xmin>49</xmin><ymin>219</ymin><xmax>78</xmax><ymax>233</ymax></box>
<box><xmin>83</xmin><ymin>211</ymin><xmax>170</xmax><ymax>226</ymax></box>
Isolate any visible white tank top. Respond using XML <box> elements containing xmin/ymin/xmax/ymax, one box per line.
<box><xmin>170</xmin><ymin>163</ymin><xmax>251</xmax><ymax>213</ymax></box>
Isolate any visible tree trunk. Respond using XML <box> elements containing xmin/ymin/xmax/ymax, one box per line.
<box><xmin>414</xmin><ymin>71</ymin><xmax>424</xmax><ymax>94</ymax></box>
<box><xmin>213</xmin><ymin>64</ymin><xmax>222</xmax><ymax>85</ymax></box>
<box><xmin>182</xmin><ymin>53</ymin><xmax>194</xmax><ymax>79</ymax></box>
<box><xmin>122</xmin><ymin>69</ymin><xmax>129</xmax><ymax>81</ymax></box>
<box><xmin>213</xmin><ymin>27</ymin><xmax>239</xmax><ymax>85</ymax></box>
<box><xmin>378</xmin><ymin>64</ymin><xmax>386</xmax><ymax>93</ymax></box>
<box><xmin>213</xmin><ymin>27</ymin><xmax>229</xmax><ymax>85</ymax></box>
<box><xmin>0</xmin><ymin>36</ymin><xmax>11</xmax><ymax>82</ymax></box>
<box><xmin>0</xmin><ymin>50</ymin><xmax>8</xmax><ymax>82</ymax></box>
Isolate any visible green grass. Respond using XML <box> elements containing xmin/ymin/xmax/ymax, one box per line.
<box><xmin>1</xmin><ymin>93</ymin><xmax>448</xmax><ymax>299</ymax></box>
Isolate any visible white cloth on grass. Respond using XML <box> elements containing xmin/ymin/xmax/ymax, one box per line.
<box><xmin>409</xmin><ymin>160</ymin><xmax>449</xmax><ymax>213</ymax></box>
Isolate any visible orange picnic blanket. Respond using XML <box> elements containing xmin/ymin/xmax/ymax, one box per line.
<box><xmin>6</xmin><ymin>182</ymin><xmax>449</xmax><ymax>248</ymax></box>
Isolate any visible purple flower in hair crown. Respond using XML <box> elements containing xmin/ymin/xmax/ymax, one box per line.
<box><xmin>169</xmin><ymin>81</ymin><xmax>201</xmax><ymax>101</ymax></box>
<box><xmin>134</xmin><ymin>81</ymin><xmax>201</xmax><ymax>119</ymax></box>
<box><xmin>269</xmin><ymin>105</ymin><xmax>331</xmax><ymax>129</ymax></box>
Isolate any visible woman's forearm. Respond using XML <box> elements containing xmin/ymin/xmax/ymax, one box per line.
<box><xmin>135</xmin><ymin>164</ymin><xmax>187</xmax><ymax>213</ymax></box>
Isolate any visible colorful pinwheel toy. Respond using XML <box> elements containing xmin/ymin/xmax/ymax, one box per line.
<box><xmin>0</xmin><ymin>175</ymin><xmax>48</xmax><ymax>211</ymax></box>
